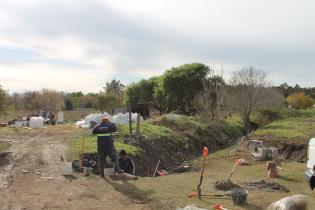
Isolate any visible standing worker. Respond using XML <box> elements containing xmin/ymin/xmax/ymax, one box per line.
<box><xmin>92</xmin><ymin>117</ymin><xmax>122</xmax><ymax>177</ymax></box>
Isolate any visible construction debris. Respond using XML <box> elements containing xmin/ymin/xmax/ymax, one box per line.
<box><xmin>212</xmin><ymin>204</ymin><xmax>229</xmax><ymax>210</ymax></box>
<box><xmin>238</xmin><ymin>158</ymin><xmax>250</xmax><ymax>166</ymax></box>
<box><xmin>266</xmin><ymin>195</ymin><xmax>315</xmax><ymax>210</ymax></box>
<box><xmin>244</xmin><ymin>180</ymin><xmax>289</xmax><ymax>192</ymax></box>
<box><xmin>176</xmin><ymin>204</ymin><xmax>207</xmax><ymax>210</ymax></box>
<box><xmin>30</xmin><ymin>116</ymin><xmax>44</xmax><ymax>128</ymax></box>
<box><xmin>249</xmin><ymin>140</ymin><xmax>278</xmax><ymax>161</ymax></box>
<box><xmin>75</xmin><ymin>112</ymin><xmax>142</xmax><ymax>128</ymax></box>
<box><xmin>215</xmin><ymin>180</ymin><xmax>240</xmax><ymax>191</ymax></box>
<box><xmin>109</xmin><ymin>172</ymin><xmax>137</xmax><ymax>180</ymax></box>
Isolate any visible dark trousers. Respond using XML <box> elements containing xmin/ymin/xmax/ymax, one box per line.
<box><xmin>97</xmin><ymin>140</ymin><xmax>118</xmax><ymax>174</ymax></box>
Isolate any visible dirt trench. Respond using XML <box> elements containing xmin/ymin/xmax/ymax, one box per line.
<box><xmin>0</xmin><ymin>129</ymin><xmax>171</xmax><ymax>210</ymax></box>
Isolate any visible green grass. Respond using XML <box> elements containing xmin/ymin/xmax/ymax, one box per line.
<box><xmin>254</xmin><ymin>118</ymin><xmax>315</xmax><ymax>138</ymax></box>
<box><xmin>117</xmin><ymin>122</ymin><xmax>185</xmax><ymax>144</ymax></box>
<box><xmin>68</xmin><ymin>134</ymin><xmax>141</xmax><ymax>160</ymax></box>
<box><xmin>132</xmin><ymin>155</ymin><xmax>313</xmax><ymax>210</ymax></box>
<box><xmin>0</xmin><ymin>142</ymin><xmax>10</xmax><ymax>152</ymax></box>
<box><xmin>224</xmin><ymin>114</ymin><xmax>243</xmax><ymax>126</ymax></box>
<box><xmin>280</xmin><ymin>108</ymin><xmax>315</xmax><ymax>118</ymax></box>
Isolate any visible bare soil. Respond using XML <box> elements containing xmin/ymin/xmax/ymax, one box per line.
<box><xmin>0</xmin><ymin>128</ymin><xmax>172</xmax><ymax>210</ymax></box>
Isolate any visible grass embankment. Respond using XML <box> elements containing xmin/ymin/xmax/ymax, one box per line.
<box><xmin>68</xmin><ymin>135</ymin><xmax>141</xmax><ymax>160</ymax></box>
<box><xmin>68</xmin><ymin>115</ymin><xmax>244</xmax><ymax>160</ymax></box>
<box><xmin>68</xmin><ymin>121</ymin><xmax>183</xmax><ymax>160</ymax></box>
<box><xmin>253</xmin><ymin>108</ymin><xmax>315</xmax><ymax>140</ymax></box>
<box><xmin>128</xmin><ymin>149</ymin><xmax>315</xmax><ymax>209</ymax></box>
<box><xmin>254</xmin><ymin>118</ymin><xmax>315</xmax><ymax>139</ymax></box>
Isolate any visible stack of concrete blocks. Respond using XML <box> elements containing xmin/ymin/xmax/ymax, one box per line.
<box><xmin>250</xmin><ymin>140</ymin><xmax>278</xmax><ymax>161</ymax></box>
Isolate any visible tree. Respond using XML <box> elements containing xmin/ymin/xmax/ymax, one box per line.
<box><xmin>103</xmin><ymin>79</ymin><xmax>125</xmax><ymax>96</ymax></box>
<box><xmin>163</xmin><ymin>63</ymin><xmax>211</xmax><ymax>114</ymax></box>
<box><xmin>8</xmin><ymin>92</ymin><xmax>24</xmax><ymax>110</ymax></box>
<box><xmin>195</xmin><ymin>75</ymin><xmax>226</xmax><ymax>123</ymax></box>
<box><xmin>98</xmin><ymin>80</ymin><xmax>126</xmax><ymax>113</ymax></box>
<box><xmin>279</xmin><ymin>83</ymin><xmax>292</xmax><ymax>98</ymax></box>
<box><xmin>65</xmin><ymin>99</ymin><xmax>74</xmax><ymax>110</ymax></box>
<box><xmin>22</xmin><ymin>91</ymin><xmax>39</xmax><ymax>110</ymax></box>
<box><xmin>152</xmin><ymin>77</ymin><xmax>168</xmax><ymax>114</ymax></box>
<box><xmin>124</xmin><ymin>79</ymin><xmax>156</xmax><ymax>107</ymax></box>
<box><xmin>0</xmin><ymin>84</ymin><xmax>7</xmax><ymax>115</ymax></box>
<box><xmin>287</xmin><ymin>92</ymin><xmax>314</xmax><ymax>109</ymax></box>
<box><xmin>31</xmin><ymin>89</ymin><xmax>64</xmax><ymax>112</ymax></box>
<box><xmin>229</xmin><ymin>67</ymin><xmax>283</xmax><ymax>131</ymax></box>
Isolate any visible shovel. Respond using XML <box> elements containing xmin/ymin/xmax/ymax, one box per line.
<box><xmin>188</xmin><ymin>191</ymin><xmax>228</xmax><ymax>198</ymax></box>
<box><xmin>197</xmin><ymin>147</ymin><xmax>209</xmax><ymax>199</ymax></box>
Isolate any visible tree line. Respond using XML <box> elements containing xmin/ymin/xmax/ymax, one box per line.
<box><xmin>1</xmin><ymin>63</ymin><xmax>315</xmax><ymax>130</ymax></box>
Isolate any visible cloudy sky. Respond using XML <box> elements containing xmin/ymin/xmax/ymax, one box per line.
<box><xmin>0</xmin><ymin>0</ymin><xmax>314</xmax><ymax>93</ymax></box>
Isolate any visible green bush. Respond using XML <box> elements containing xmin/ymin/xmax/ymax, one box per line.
<box><xmin>280</xmin><ymin>108</ymin><xmax>315</xmax><ymax>118</ymax></box>
<box><xmin>257</xmin><ymin>109</ymin><xmax>282</xmax><ymax>125</ymax></box>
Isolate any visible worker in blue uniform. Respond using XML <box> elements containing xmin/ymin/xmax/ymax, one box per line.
<box><xmin>92</xmin><ymin>117</ymin><xmax>122</xmax><ymax>177</ymax></box>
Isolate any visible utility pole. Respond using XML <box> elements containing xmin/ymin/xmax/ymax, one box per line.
<box><xmin>128</xmin><ymin>104</ymin><xmax>132</xmax><ymax>135</ymax></box>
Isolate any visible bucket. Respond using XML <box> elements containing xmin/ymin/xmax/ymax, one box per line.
<box><xmin>104</xmin><ymin>168</ymin><xmax>113</xmax><ymax>176</ymax></box>
<box><xmin>83</xmin><ymin>167</ymin><xmax>93</xmax><ymax>176</ymax></box>
<box><xmin>229</xmin><ymin>188</ymin><xmax>248</xmax><ymax>205</ymax></box>
<box><xmin>61</xmin><ymin>162</ymin><xmax>72</xmax><ymax>176</ymax></box>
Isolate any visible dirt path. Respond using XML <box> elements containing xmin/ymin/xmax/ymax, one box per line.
<box><xmin>0</xmin><ymin>129</ymin><xmax>153</xmax><ymax>210</ymax></box>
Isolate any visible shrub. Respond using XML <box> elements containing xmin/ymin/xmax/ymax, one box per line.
<box><xmin>287</xmin><ymin>92</ymin><xmax>314</xmax><ymax>109</ymax></box>
<box><xmin>280</xmin><ymin>108</ymin><xmax>315</xmax><ymax>118</ymax></box>
<box><xmin>257</xmin><ymin>109</ymin><xmax>282</xmax><ymax>125</ymax></box>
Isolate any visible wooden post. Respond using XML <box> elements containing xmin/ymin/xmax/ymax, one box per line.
<box><xmin>136</xmin><ymin>113</ymin><xmax>141</xmax><ymax>136</ymax></box>
<box><xmin>128</xmin><ymin>105</ymin><xmax>132</xmax><ymax>135</ymax></box>
<box><xmin>80</xmin><ymin>135</ymin><xmax>85</xmax><ymax>168</ymax></box>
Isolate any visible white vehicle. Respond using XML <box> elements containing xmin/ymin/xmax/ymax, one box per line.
<box><xmin>305</xmin><ymin>138</ymin><xmax>315</xmax><ymax>188</ymax></box>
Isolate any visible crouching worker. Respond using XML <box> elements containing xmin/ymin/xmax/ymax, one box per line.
<box><xmin>119</xmin><ymin>150</ymin><xmax>135</xmax><ymax>175</ymax></box>
<box><xmin>92</xmin><ymin>117</ymin><xmax>122</xmax><ymax>177</ymax></box>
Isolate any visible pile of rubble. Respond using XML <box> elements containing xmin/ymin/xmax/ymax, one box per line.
<box><xmin>244</xmin><ymin>180</ymin><xmax>289</xmax><ymax>192</ymax></box>
<box><xmin>215</xmin><ymin>180</ymin><xmax>240</xmax><ymax>191</ymax></box>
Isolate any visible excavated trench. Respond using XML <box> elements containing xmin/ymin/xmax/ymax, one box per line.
<box><xmin>80</xmin><ymin>124</ymin><xmax>244</xmax><ymax>177</ymax></box>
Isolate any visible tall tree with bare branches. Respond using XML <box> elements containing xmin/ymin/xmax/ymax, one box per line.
<box><xmin>195</xmin><ymin>75</ymin><xmax>226</xmax><ymax>124</ymax></box>
<box><xmin>229</xmin><ymin>67</ymin><xmax>283</xmax><ymax>132</ymax></box>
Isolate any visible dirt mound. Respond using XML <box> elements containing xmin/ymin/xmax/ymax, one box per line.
<box><xmin>277</xmin><ymin>143</ymin><xmax>307</xmax><ymax>162</ymax></box>
<box><xmin>215</xmin><ymin>180</ymin><xmax>240</xmax><ymax>191</ymax></box>
<box><xmin>244</xmin><ymin>180</ymin><xmax>289</xmax><ymax>192</ymax></box>
<box><xmin>0</xmin><ymin>152</ymin><xmax>11</xmax><ymax>166</ymax></box>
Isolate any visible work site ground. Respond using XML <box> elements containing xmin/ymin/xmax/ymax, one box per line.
<box><xmin>0</xmin><ymin>125</ymin><xmax>315</xmax><ymax>210</ymax></box>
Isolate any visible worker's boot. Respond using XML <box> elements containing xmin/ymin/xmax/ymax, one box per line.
<box><xmin>99</xmin><ymin>167</ymin><xmax>105</xmax><ymax>178</ymax></box>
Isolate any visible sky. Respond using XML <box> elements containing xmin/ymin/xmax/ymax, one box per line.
<box><xmin>0</xmin><ymin>0</ymin><xmax>314</xmax><ymax>93</ymax></box>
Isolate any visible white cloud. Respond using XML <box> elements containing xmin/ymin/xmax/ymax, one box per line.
<box><xmin>0</xmin><ymin>0</ymin><xmax>315</xmax><ymax>93</ymax></box>
<box><xmin>0</xmin><ymin>63</ymin><xmax>114</xmax><ymax>93</ymax></box>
